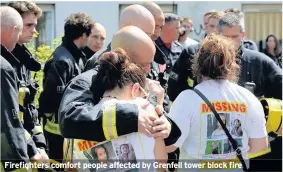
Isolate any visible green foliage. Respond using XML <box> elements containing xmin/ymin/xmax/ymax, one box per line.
<box><xmin>25</xmin><ymin>34</ymin><xmax>63</xmax><ymax>107</ymax></box>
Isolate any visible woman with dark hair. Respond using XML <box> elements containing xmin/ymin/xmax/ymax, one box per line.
<box><xmin>263</xmin><ymin>34</ymin><xmax>282</xmax><ymax>68</ymax></box>
<box><xmin>91</xmin><ymin>145</ymin><xmax>109</xmax><ymax>164</ymax></box>
<box><xmin>166</xmin><ymin>34</ymin><xmax>269</xmax><ymax>170</ymax></box>
<box><xmin>231</xmin><ymin>119</ymin><xmax>243</xmax><ymax>137</ymax></box>
<box><xmin>71</xmin><ymin>48</ymin><xmax>167</xmax><ymax>171</ymax></box>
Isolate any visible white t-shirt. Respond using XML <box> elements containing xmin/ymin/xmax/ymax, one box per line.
<box><xmin>169</xmin><ymin>80</ymin><xmax>267</xmax><ymax>171</ymax></box>
<box><xmin>64</xmin><ymin>99</ymin><xmax>156</xmax><ymax>172</ymax></box>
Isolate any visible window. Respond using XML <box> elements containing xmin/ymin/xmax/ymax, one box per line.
<box><xmin>0</xmin><ymin>3</ymin><xmax>55</xmax><ymax>48</ymax></box>
<box><xmin>31</xmin><ymin>4</ymin><xmax>55</xmax><ymax>48</ymax></box>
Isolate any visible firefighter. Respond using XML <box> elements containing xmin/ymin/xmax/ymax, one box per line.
<box><xmin>59</xmin><ymin>27</ymin><xmax>180</xmax><ymax>158</ymax></box>
<box><xmin>39</xmin><ymin>13</ymin><xmax>94</xmax><ymax>162</ymax></box>
<box><xmin>0</xmin><ymin>6</ymin><xmax>29</xmax><ymax>171</ymax></box>
<box><xmin>8</xmin><ymin>1</ymin><xmax>49</xmax><ymax>163</ymax></box>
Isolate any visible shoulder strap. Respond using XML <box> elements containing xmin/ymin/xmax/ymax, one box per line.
<box><xmin>193</xmin><ymin>88</ymin><xmax>247</xmax><ymax>171</ymax></box>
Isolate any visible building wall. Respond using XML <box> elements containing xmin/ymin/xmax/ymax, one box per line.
<box><xmin>34</xmin><ymin>1</ymin><xmax>282</xmax><ymax>49</ymax></box>
<box><xmin>54</xmin><ymin>1</ymin><xmax>120</xmax><ymax>47</ymax></box>
<box><xmin>52</xmin><ymin>1</ymin><xmax>242</xmax><ymax>46</ymax></box>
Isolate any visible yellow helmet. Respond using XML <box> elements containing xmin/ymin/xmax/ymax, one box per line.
<box><xmin>260</xmin><ymin>98</ymin><xmax>282</xmax><ymax>137</ymax></box>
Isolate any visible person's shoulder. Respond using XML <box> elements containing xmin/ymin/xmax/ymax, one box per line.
<box><xmin>176</xmin><ymin>89</ymin><xmax>196</xmax><ymax>101</ymax></box>
<box><xmin>0</xmin><ymin>55</ymin><xmax>14</xmax><ymax>72</ymax></box>
<box><xmin>71</xmin><ymin>68</ymin><xmax>98</xmax><ymax>85</ymax></box>
<box><xmin>230</xmin><ymin>82</ymin><xmax>260</xmax><ymax>104</ymax></box>
<box><xmin>243</xmin><ymin>39</ymin><xmax>258</xmax><ymax>51</ymax></box>
<box><xmin>243</xmin><ymin>48</ymin><xmax>274</xmax><ymax>64</ymax></box>
<box><xmin>184</xmin><ymin>43</ymin><xmax>200</xmax><ymax>54</ymax></box>
<box><xmin>52</xmin><ymin>45</ymin><xmax>73</xmax><ymax>61</ymax></box>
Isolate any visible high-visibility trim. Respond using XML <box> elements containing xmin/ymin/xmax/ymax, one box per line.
<box><xmin>13</xmin><ymin>168</ymin><xmax>30</xmax><ymax>172</ymax></box>
<box><xmin>45</xmin><ymin>113</ymin><xmax>54</xmax><ymax>118</ymax></box>
<box><xmin>102</xmin><ymin>104</ymin><xmax>118</xmax><ymax>140</ymax></box>
<box><xmin>25</xmin><ymin>130</ymin><xmax>31</xmax><ymax>141</ymax></box>
<box><xmin>137</xmin><ymin>133</ymin><xmax>146</xmax><ymax>159</ymax></box>
<box><xmin>19</xmin><ymin>112</ymin><xmax>24</xmax><ymax>122</ymax></box>
<box><xmin>111</xmin><ymin>105</ymin><xmax>118</xmax><ymax>139</ymax></box>
<box><xmin>187</xmin><ymin>77</ymin><xmax>194</xmax><ymax>88</ymax></box>
<box><xmin>103</xmin><ymin>109</ymin><xmax>110</xmax><ymax>140</ymax></box>
<box><xmin>106</xmin><ymin>106</ymin><xmax>113</xmax><ymax>139</ymax></box>
<box><xmin>248</xmin><ymin>147</ymin><xmax>271</xmax><ymax>159</ymax></box>
<box><xmin>1</xmin><ymin>162</ymin><xmax>4</xmax><ymax>171</ymax></box>
<box><xmin>18</xmin><ymin>87</ymin><xmax>26</xmax><ymax>122</ymax></box>
<box><xmin>44</xmin><ymin>119</ymin><xmax>61</xmax><ymax>135</ymax></box>
<box><xmin>33</xmin><ymin>126</ymin><xmax>43</xmax><ymax>135</ymax></box>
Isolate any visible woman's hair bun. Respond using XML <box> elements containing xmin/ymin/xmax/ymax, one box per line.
<box><xmin>99</xmin><ymin>48</ymin><xmax>129</xmax><ymax>73</ymax></box>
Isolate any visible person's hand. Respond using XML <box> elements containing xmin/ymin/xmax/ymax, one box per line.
<box><xmin>38</xmin><ymin>148</ymin><xmax>49</xmax><ymax>164</ymax></box>
<box><xmin>152</xmin><ymin>115</ymin><xmax>171</xmax><ymax>139</ymax></box>
<box><xmin>31</xmin><ymin>152</ymin><xmax>44</xmax><ymax>163</ymax></box>
<box><xmin>133</xmin><ymin>98</ymin><xmax>158</xmax><ymax>137</ymax></box>
<box><xmin>146</xmin><ymin>79</ymin><xmax>164</xmax><ymax>105</ymax></box>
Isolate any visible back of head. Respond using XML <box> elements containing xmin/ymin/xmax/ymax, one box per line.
<box><xmin>119</xmin><ymin>4</ymin><xmax>155</xmax><ymax>36</ymax></box>
<box><xmin>140</xmin><ymin>1</ymin><xmax>163</xmax><ymax>18</ymax></box>
<box><xmin>64</xmin><ymin>12</ymin><xmax>94</xmax><ymax>41</ymax></box>
<box><xmin>0</xmin><ymin>6</ymin><xmax>22</xmax><ymax>28</ymax></box>
<box><xmin>140</xmin><ymin>1</ymin><xmax>164</xmax><ymax>40</ymax></box>
<box><xmin>218</xmin><ymin>12</ymin><xmax>244</xmax><ymax>33</ymax></box>
<box><xmin>0</xmin><ymin>6</ymin><xmax>23</xmax><ymax>51</ymax></box>
<box><xmin>8</xmin><ymin>1</ymin><xmax>42</xmax><ymax>18</ymax></box>
<box><xmin>192</xmin><ymin>34</ymin><xmax>239</xmax><ymax>82</ymax></box>
<box><xmin>111</xmin><ymin>26</ymin><xmax>155</xmax><ymax>69</ymax></box>
<box><xmin>91</xmin><ymin>48</ymin><xmax>146</xmax><ymax>103</ymax></box>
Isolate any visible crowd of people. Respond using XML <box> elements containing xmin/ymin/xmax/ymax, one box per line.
<box><xmin>1</xmin><ymin>1</ymin><xmax>282</xmax><ymax>172</ymax></box>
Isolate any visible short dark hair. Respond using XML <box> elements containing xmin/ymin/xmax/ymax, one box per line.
<box><xmin>64</xmin><ymin>12</ymin><xmax>94</xmax><ymax>41</ymax></box>
<box><xmin>8</xmin><ymin>1</ymin><xmax>42</xmax><ymax>18</ymax></box>
<box><xmin>217</xmin><ymin>12</ymin><xmax>245</xmax><ymax>33</ymax></box>
<box><xmin>164</xmin><ymin>13</ymin><xmax>180</xmax><ymax>24</ymax></box>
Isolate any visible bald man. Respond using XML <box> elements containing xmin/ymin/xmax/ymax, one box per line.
<box><xmin>59</xmin><ymin>26</ymin><xmax>180</xmax><ymax>151</ymax></box>
<box><xmin>141</xmin><ymin>1</ymin><xmax>165</xmax><ymax>40</ymax></box>
<box><xmin>83</xmin><ymin>23</ymin><xmax>107</xmax><ymax>60</ymax></box>
<box><xmin>1</xmin><ymin>6</ymin><xmax>29</xmax><ymax>169</ymax></box>
<box><xmin>84</xmin><ymin>4</ymin><xmax>155</xmax><ymax>71</ymax></box>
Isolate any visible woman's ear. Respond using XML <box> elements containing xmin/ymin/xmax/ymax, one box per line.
<box><xmin>131</xmin><ymin>83</ymin><xmax>140</xmax><ymax>98</ymax></box>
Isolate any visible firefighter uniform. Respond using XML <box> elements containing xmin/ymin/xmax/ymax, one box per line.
<box><xmin>39</xmin><ymin>37</ymin><xmax>86</xmax><ymax>162</ymax></box>
<box><xmin>2</xmin><ymin>44</ymin><xmax>46</xmax><ymax>160</ymax></box>
<box><xmin>1</xmin><ymin>45</ymin><xmax>29</xmax><ymax>171</ymax></box>
<box><xmin>58</xmin><ymin>67</ymin><xmax>181</xmax><ymax>146</ymax></box>
<box><xmin>154</xmin><ymin>37</ymin><xmax>183</xmax><ymax>91</ymax></box>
